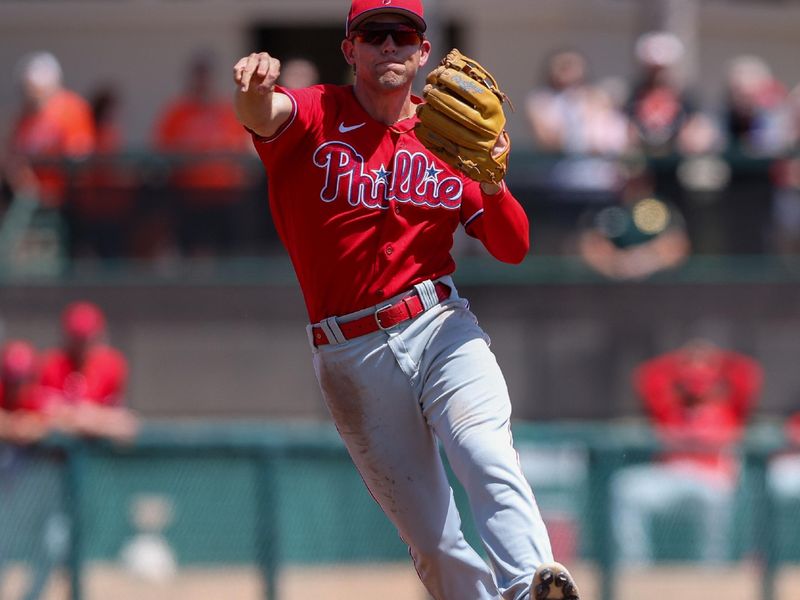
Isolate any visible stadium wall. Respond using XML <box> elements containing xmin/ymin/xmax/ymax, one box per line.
<box><xmin>2</xmin><ymin>277</ymin><xmax>799</xmax><ymax>420</ymax></box>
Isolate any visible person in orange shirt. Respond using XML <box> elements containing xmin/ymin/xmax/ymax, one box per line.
<box><xmin>611</xmin><ymin>339</ymin><xmax>762</xmax><ymax>565</ymax></box>
<box><xmin>39</xmin><ymin>301</ymin><xmax>138</xmax><ymax>440</ymax></box>
<box><xmin>3</xmin><ymin>52</ymin><xmax>95</xmax><ymax>208</ymax></box>
<box><xmin>154</xmin><ymin>51</ymin><xmax>251</xmax><ymax>257</ymax></box>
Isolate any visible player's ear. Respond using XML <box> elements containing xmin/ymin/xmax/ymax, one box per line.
<box><xmin>418</xmin><ymin>39</ymin><xmax>432</xmax><ymax>68</ymax></box>
<box><xmin>341</xmin><ymin>39</ymin><xmax>356</xmax><ymax>66</ymax></box>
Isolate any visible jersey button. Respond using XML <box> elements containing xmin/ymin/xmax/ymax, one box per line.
<box><xmin>385</xmin><ymin>245</ymin><xmax>394</xmax><ymax>255</ymax></box>
<box><xmin>394</xmin><ymin>206</ymin><xmax>401</xmax><ymax>214</ymax></box>
<box><xmin>376</xmin><ymin>289</ymin><xmax>385</xmax><ymax>298</ymax></box>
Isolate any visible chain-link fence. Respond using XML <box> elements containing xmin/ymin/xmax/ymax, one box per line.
<box><xmin>1</xmin><ymin>421</ymin><xmax>799</xmax><ymax>600</ymax></box>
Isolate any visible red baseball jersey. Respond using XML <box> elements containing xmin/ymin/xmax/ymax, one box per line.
<box><xmin>635</xmin><ymin>349</ymin><xmax>762</xmax><ymax>479</ymax></box>
<box><xmin>252</xmin><ymin>84</ymin><xmax>497</xmax><ymax>323</ymax></box>
<box><xmin>39</xmin><ymin>346</ymin><xmax>128</xmax><ymax>407</ymax></box>
<box><xmin>0</xmin><ymin>382</ymin><xmax>46</xmax><ymax>412</ymax></box>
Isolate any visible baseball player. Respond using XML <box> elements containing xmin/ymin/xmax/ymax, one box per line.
<box><xmin>233</xmin><ymin>1</ymin><xmax>579</xmax><ymax>598</ymax></box>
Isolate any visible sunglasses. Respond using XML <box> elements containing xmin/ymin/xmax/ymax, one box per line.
<box><xmin>350</xmin><ymin>25</ymin><xmax>424</xmax><ymax>47</ymax></box>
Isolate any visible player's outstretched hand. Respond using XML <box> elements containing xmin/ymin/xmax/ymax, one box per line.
<box><xmin>233</xmin><ymin>51</ymin><xmax>293</xmax><ymax>138</ymax></box>
<box><xmin>234</xmin><ymin>52</ymin><xmax>281</xmax><ymax>95</ymax></box>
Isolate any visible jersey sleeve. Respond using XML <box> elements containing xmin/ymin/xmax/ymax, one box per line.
<box><xmin>14</xmin><ymin>385</ymin><xmax>50</xmax><ymax>413</ymax></box>
<box><xmin>720</xmin><ymin>352</ymin><xmax>762</xmax><ymax>419</ymax></box>
<box><xmin>459</xmin><ymin>178</ymin><xmax>486</xmax><ymax>230</ymax></box>
<box><xmin>250</xmin><ymin>85</ymin><xmax>326</xmax><ymax>167</ymax></box>
<box><xmin>635</xmin><ymin>356</ymin><xmax>686</xmax><ymax>428</ymax></box>
<box><xmin>38</xmin><ymin>351</ymin><xmax>66</xmax><ymax>391</ymax></box>
<box><xmin>461</xmin><ymin>181</ymin><xmax>530</xmax><ymax>263</ymax></box>
<box><xmin>86</xmin><ymin>348</ymin><xmax>128</xmax><ymax>407</ymax></box>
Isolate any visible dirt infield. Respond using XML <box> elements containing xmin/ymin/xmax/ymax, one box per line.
<box><xmin>4</xmin><ymin>561</ymin><xmax>800</xmax><ymax>599</ymax></box>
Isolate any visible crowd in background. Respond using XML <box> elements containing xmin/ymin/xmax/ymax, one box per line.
<box><xmin>4</xmin><ymin>31</ymin><xmax>800</xmax><ymax>578</ymax></box>
<box><xmin>1</xmin><ymin>32</ymin><xmax>800</xmax><ymax>271</ymax></box>
<box><xmin>523</xmin><ymin>31</ymin><xmax>800</xmax><ymax>274</ymax></box>
<box><xmin>0</xmin><ymin>49</ymin><xmax>320</xmax><ymax>264</ymax></box>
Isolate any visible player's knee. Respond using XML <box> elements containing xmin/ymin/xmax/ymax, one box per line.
<box><xmin>408</xmin><ymin>525</ymin><xmax>466</xmax><ymax>565</ymax></box>
<box><xmin>455</xmin><ymin>442</ymin><xmax>519</xmax><ymax>496</ymax></box>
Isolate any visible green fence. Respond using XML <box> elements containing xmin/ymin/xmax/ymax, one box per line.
<box><xmin>1</xmin><ymin>420</ymin><xmax>798</xmax><ymax>600</ymax></box>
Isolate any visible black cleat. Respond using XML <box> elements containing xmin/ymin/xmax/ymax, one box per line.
<box><xmin>532</xmin><ymin>562</ymin><xmax>580</xmax><ymax>599</ymax></box>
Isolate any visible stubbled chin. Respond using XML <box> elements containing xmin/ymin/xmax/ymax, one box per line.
<box><xmin>377</xmin><ymin>71</ymin><xmax>408</xmax><ymax>88</ymax></box>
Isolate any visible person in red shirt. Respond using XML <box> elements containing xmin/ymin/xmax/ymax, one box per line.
<box><xmin>0</xmin><ymin>339</ymin><xmax>65</xmax><ymax>600</ymax></box>
<box><xmin>611</xmin><ymin>339</ymin><xmax>762</xmax><ymax>565</ymax></box>
<box><xmin>232</xmin><ymin>1</ymin><xmax>578</xmax><ymax>598</ymax></box>
<box><xmin>3</xmin><ymin>52</ymin><xmax>95</xmax><ymax>208</ymax></box>
<box><xmin>0</xmin><ymin>339</ymin><xmax>50</xmax><ymax>443</ymax></box>
<box><xmin>154</xmin><ymin>51</ymin><xmax>252</xmax><ymax>257</ymax></box>
<box><xmin>2</xmin><ymin>328</ymin><xmax>135</xmax><ymax>600</ymax></box>
<box><xmin>625</xmin><ymin>31</ymin><xmax>720</xmax><ymax>157</ymax></box>
<box><xmin>39</xmin><ymin>301</ymin><xmax>137</xmax><ymax>440</ymax></box>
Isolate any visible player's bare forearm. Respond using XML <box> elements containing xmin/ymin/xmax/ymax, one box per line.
<box><xmin>0</xmin><ymin>410</ymin><xmax>49</xmax><ymax>444</ymax></box>
<box><xmin>233</xmin><ymin>52</ymin><xmax>293</xmax><ymax>138</ymax></box>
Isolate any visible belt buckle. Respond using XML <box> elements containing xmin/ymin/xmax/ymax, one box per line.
<box><xmin>374</xmin><ymin>304</ymin><xmax>394</xmax><ymax>331</ymax></box>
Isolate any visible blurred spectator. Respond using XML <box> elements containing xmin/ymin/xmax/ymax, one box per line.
<box><xmin>524</xmin><ymin>49</ymin><xmax>631</xmax><ymax>207</ymax></box>
<box><xmin>767</xmin><ymin>412</ymin><xmax>800</xmax><ymax>514</ymax></box>
<box><xmin>2</xmin><ymin>320</ymin><xmax>135</xmax><ymax>598</ymax></box>
<box><xmin>611</xmin><ymin>339</ymin><xmax>762</xmax><ymax>564</ymax></box>
<box><xmin>277</xmin><ymin>57</ymin><xmax>320</xmax><ymax>89</ymax></box>
<box><xmin>39</xmin><ymin>301</ymin><xmax>138</xmax><ymax>440</ymax></box>
<box><xmin>527</xmin><ymin>49</ymin><xmax>630</xmax><ymax>156</ymax></box>
<box><xmin>723</xmin><ymin>55</ymin><xmax>789</xmax><ymax>156</ymax></box>
<box><xmin>68</xmin><ymin>83</ymin><xmax>138</xmax><ymax>260</ymax></box>
<box><xmin>770</xmin><ymin>155</ymin><xmax>800</xmax><ymax>255</ymax></box>
<box><xmin>626</xmin><ymin>31</ymin><xmax>719</xmax><ymax>156</ymax></box>
<box><xmin>154</xmin><ymin>50</ymin><xmax>251</xmax><ymax>257</ymax></box>
<box><xmin>576</xmin><ymin>169</ymin><xmax>691</xmax><ymax>280</ymax></box>
<box><xmin>2</xmin><ymin>51</ymin><xmax>95</xmax><ymax>207</ymax></box>
<box><xmin>0</xmin><ymin>340</ymin><xmax>48</xmax><ymax>444</ymax></box>
<box><xmin>0</xmin><ymin>339</ymin><xmax>59</xmax><ymax>600</ymax></box>
<box><xmin>769</xmin><ymin>85</ymin><xmax>800</xmax><ymax>254</ymax></box>
<box><xmin>526</xmin><ymin>49</ymin><xmax>590</xmax><ymax>153</ymax></box>
<box><xmin>90</xmin><ymin>84</ymin><xmax>124</xmax><ymax>154</ymax></box>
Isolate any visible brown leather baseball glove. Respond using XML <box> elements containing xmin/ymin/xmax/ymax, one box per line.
<box><xmin>415</xmin><ymin>48</ymin><xmax>512</xmax><ymax>185</ymax></box>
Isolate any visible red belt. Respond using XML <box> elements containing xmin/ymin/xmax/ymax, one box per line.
<box><xmin>312</xmin><ymin>282</ymin><xmax>451</xmax><ymax>346</ymax></box>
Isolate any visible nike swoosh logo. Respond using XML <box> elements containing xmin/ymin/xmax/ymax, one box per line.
<box><xmin>338</xmin><ymin>121</ymin><xmax>366</xmax><ymax>133</ymax></box>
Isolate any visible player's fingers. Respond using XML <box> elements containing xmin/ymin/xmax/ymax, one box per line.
<box><xmin>255</xmin><ymin>55</ymin><xmax>276</xmax><ymax>78</ymax></box>
<box><xmin>256</xmin><ymin>56</ymin><xmax>280</xmax><ymax>94</ymax></box>
<box><xmin>492</xmin><ymin>130</ymin><xmax>510</xmax><ymax>157</ymax></box>
<box><xmin>233</xmin><ymin>57</ymin><xmax>250</xmax><ymax>85</ymax></box>
<box><xmin>238</xmin><ymin>53</ymin><xmax>265</xmax><ymax>93</ymax></box>
<box><xmin>233</xmin><ymin>59</ymin><xmax>245</xmax><ymax>86</ymax></box>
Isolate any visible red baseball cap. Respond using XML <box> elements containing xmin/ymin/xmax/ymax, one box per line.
<box><xmin>1</xmin><ymin>340</ymin><xmax>37</xmax><ymax>381</ymax></box>
<box><xmin>62</xmin><ymin>301</ymin><xmax>106</xmax><ymax>340</ymax></box>
<box><xmin>346</xmin><ymin>0</ymin><xmax>426</xmax><ymax>37</ymax></box>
